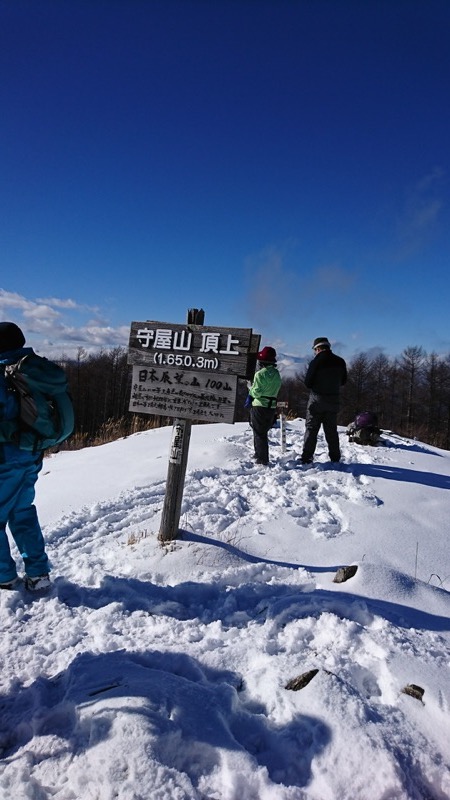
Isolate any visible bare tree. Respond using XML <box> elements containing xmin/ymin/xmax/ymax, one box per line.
<box><xmin>55</xmin><ymin>342</ymin><xmax>450</xmax><ymax>451</ymax></box>
<box><xmin>401</xmin><ymin>346</ymin><xmax>425</xmax><ymax>436</ymax></box>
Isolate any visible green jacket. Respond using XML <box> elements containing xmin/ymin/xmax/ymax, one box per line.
<box><xmin>250</xmin><ymin>364</ymin><xmax>282</xmax><ymax>408</ymax></box>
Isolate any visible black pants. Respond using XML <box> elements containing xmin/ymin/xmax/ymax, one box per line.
<box><xmin>302</xmin><ymin>400</ymin><xmax>341</xmax><ymax>462</ymax></box>
<box><xmin>250</xmin><ymin>406</ymin><xmax>276</xmax><ymax>464</ymax></box>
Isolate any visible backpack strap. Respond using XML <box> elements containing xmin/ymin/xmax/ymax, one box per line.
<box><xmin>0</xmin><ymin>420</ymin><xmax>19</xmax><ymax>443</ymax></box>
<box><xmin>0</xmin><ymin>366</ymin><xmax>20</xmax><ymax>443</ymax></box>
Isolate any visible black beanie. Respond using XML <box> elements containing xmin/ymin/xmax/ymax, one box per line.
<box><xmin>0</xmin><ymin>322</ymin><xmax>26</xmax><ymax>353</ymax></box>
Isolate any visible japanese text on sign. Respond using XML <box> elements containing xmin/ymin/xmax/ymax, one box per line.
<box><xmin>129</xmin><ymin>366</ymin><xmax>238</xmax><ymax>424</ymax></box>
<box><xmin>135</xmin><ymin>328</ymin><xmax>240</xmax><ymax>356</ymax></box>
<box><xmin>128</xmin><ymin>321</ymin><xmax>253</xmax><ymax>377</ymax></box>
<box><xmin>170</xmin><ymin>422</ymin><xmax>186</xmax><ymax>464</ymax></box>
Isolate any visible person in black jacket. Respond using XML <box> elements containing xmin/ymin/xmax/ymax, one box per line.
<box><xmin>301</xmin><ymin>337</ymin><xmax>347</xmax><ymax>464</ymax></box>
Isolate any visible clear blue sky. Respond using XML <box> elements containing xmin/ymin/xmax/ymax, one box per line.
<box><xmin>1</xmin><ymin>0</ymin><xmax>449</xmax><ymax>363</ymax></box>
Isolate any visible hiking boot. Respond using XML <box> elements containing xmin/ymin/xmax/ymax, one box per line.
<box><xmin>0</xmin><ymin>577</ymin><xmax>21</xmax><ymax>590</ymax></box>
<box><xmin>300</xmin><ymin>457</ymin><xmax>313</xmax><ymax>464</ymax></box>
<box><xmin>24</xmin><ymin>574</ymin><xmax>51</xmax><ymax>592</ymax></box>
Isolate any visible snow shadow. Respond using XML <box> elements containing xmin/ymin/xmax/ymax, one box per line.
<box><xmin>347</xmin><ymin>463</ymin><xmax>450</xmax><ymax>489</ymax></box>
<box><xmin>0</xmin><ymin>649</ymin><xmax>330</xmax><ymax>790</ymax></box>
<box><xmin>181</xmin><ymin>529</ymin><xmax>342</xmax><ymax>574</ymax></box>
<box><xmin>55</xmin><ymin>575</ymin><xmax>320</xmax><ymax>624</ymax></box>
<box><xmin>55</xmin><ymin>575</ymin><xmax>450</xmax><ymax>632</ymax></box>
<box><xmin>384</xmin><ymin>438</ymin><xmax>445</xmax><ymax>456</ymax></box>
<box><xmin>267</xmin><ymin>587</ymin><xmax>450</xmax><ymax>633</ymax></box>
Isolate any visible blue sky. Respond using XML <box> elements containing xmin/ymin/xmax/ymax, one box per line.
<box><xmin>1</xmin><ymin>0</ymin><xmax>449</xmax><ymax>363</ymax></box>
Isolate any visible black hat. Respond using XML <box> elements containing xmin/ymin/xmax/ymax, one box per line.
<box><xmin>0</xmin><ymin>322</ymin><xmax>26</xmax><ymax>353</ymax></box>
<box><xmin>312</xmin><ymin>337</ymin><xmax>331</xmax><ymax>350</ymax></box>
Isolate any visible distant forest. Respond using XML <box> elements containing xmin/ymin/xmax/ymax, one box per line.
<box><xmin>60</xmin><ymin>345</ymin><xmax>450</xmax><ymax>451</ymax></box>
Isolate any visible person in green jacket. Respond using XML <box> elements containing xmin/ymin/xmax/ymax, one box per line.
<box><xmin>249</xmin><ymin>346</ymin><xmax>282</xmax><ymax>465</ymax></box>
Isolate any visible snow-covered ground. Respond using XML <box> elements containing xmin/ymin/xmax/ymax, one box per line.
<box><xmin>1</xmin><ymin>419</ymin><xmax>450</xmax><ymax>800</ymax></box>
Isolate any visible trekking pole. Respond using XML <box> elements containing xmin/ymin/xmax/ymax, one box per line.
<box><xmin>277</xmin><ymin>401</ymin><xmax>288</xmax><ymax>454</ymax></box>
<box><xmin>280</xmin><ymin>413</ymin><xmax>286</xmax><ymax>453</ymax></box>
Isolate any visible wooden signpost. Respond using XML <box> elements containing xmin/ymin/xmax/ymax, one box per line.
<box><xmin>128</xmin><ymin>310</ymin><xmax>260</xmax><ymax>542</ymax></box>
<box><xmin>277</xmin><ymin>400</ymin><xmax>288</xmax><ymax>454</ymax></box>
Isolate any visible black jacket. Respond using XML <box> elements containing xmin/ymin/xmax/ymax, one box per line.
<box><xmin>304</xmin><ymin>349</ymin><xmax>347</xmax><ymax>399</ymax></box>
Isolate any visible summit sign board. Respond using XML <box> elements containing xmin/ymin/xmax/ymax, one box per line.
<box><xmin>128</xmin><ymin>320</ymin><xmax>258</xmax><ymax>424</ymax></box>
<box><xmin>128</xmin><ymin>321</ymin><xmax>252</xmax><ymax>375</ymax></box>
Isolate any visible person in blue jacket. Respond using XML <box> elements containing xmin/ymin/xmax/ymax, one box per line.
<box><xmin>248</xmin><ymin>346</ymin><xmax>282</xmax><ymax>465</ymax></box>
<box><xmin>0</xmin><ymin>322</ymin><xmax>50</xmax><ymax>591</ymax></box>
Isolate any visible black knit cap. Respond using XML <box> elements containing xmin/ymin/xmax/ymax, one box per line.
<box><xmin>0</xmin><ymin>322</ymin><xmax>26</xmax><ymax>353</ymax></box>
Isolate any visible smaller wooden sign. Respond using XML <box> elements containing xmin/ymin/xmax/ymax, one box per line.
<box><xmin>129</xmin><ymin>366</ymin><xmax>238</xmax><ymax>423</ymax></box>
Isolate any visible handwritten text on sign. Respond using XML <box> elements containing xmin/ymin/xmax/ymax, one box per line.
<box><xmin>128</xmin><ymin>321</ymin><xmax>252</xmax><ymax>377</ymax></box>
<box><xmin>129</xmin><ymin>366</ymin><xmax>238</xmax><ymax>423</ymax></box>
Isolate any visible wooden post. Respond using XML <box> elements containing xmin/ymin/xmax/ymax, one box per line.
<box><xmin>280</xmin><ymin>413</ymin><xmax>286</xmax><ymax>454</ymax></box>
<box><xmin>158</xmin><ymin>309</ymin><xmax>204</xmax><ymax>542</ymax></box>
<box><xmin>158</xmin><ymin>417</ymin><xmax>192</xmax><ymax>542</ymax></box>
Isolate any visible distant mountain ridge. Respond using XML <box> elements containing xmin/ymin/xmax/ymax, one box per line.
<box><xmin>277</xmin><ymin>352</ymin><xmax>308</xmax><ymax>378</ymax></box>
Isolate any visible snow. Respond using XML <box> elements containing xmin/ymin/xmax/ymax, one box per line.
<box><xmin>1</xmin><ymin>419</ymin><xmax>450</xmax><ymax>800</ymax></box>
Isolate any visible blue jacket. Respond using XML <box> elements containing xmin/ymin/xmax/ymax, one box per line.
<box><xmin>0</xmin><ymin>346</ymin><xmax>38</xmax><ymax>464</ymax></box>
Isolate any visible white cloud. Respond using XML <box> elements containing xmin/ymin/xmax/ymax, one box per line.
<box><xmin>36</xmin><ymin>296</ymin><xmax>100</xmax><ymax>313</ymax></box>
<box><xmin>243</xmin><ymin>245</ymin><xmax>305</xmax><ymax>326</ymax></box>
<box><xmin>23</xmin><ymin>304</ymin><xmax>61</xmax><ymax>322</ymax></box>
<box><xmin>312</xmin><ymin>263</ymin><xmax>355</xmax><ymax>292</ymax></box>
<box><xmin>0</xmin><ymin>288</ymin><xmax>130</xmax><ymax>357</ymax></box>
<box><xmin>396</xmin><ymin>168</ymin><xmax>445</xmax><ymax>256</ymax></box>
<box><xmin>35</xmin><ymin>297</ymin><xmax>80</xmax><ymax>309</ymax></box>
<box><xmin>0</xmin><ymin>288</ymin><xmax>36</xmax><ymax>312</ymax></box>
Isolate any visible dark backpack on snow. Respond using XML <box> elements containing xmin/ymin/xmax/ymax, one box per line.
<box><xmin>0</xmin><ymin>353</ymin><xmax>74</xmax><ymax>452</ymax></box>
<box><xmin>347</xmin><ymin>410</ymin><xmax>381</xmax><ymax>446</ymax></box>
